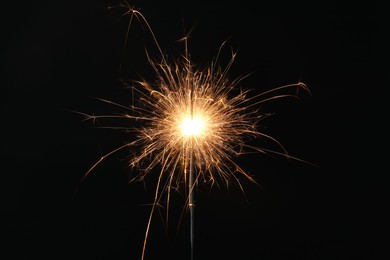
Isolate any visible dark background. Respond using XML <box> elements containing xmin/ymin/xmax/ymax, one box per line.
<box><xmin>1</xmin><ymin>1</ymin><xmax>386</xmax><ymax>259</ymax></box>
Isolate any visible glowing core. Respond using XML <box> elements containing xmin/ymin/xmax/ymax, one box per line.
<box><xmin>180</xmin><ymin>115</ymin><xmax>207</xmax><ymax>137</ymax></box>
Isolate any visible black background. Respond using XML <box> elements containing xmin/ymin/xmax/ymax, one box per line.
<box><xmin>1</xmin><ymin>1</ymin><xmax>386</xmax><ymax>260</ymax></box>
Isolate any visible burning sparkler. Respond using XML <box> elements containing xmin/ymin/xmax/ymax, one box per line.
<box><xmin>73</xmin><ymin>2</ymin><xmax>310</xmax><ymax>260</ymax></box>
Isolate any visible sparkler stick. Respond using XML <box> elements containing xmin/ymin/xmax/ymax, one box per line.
<box><xmin>190</xmin><ymin>171</ymin><xmax>195</xmax><ymax>259</ymax></box>
<box><xmin>189</xmin><ymin>61</ymin><xmax>195</xmax><ymax>260</ymax></box>
<box><xmin>187</xmin><ymin>35</ymin><xmax>195</xmax><ymax>260</ymax></box>
<box><xmin>73</xmin><ymin>2</ymin><xmax>312</xmax><ymax>260</ymax></box>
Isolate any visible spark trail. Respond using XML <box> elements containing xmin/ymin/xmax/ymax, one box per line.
<box><xmin>74</xmin><ymin>2</ymin><xmax>311</xmax><ymax>260</ymax></box>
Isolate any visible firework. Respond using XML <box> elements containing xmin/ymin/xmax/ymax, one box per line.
<box><xmin>73</xmin><ymin>2</ymin><xmax>310</xmax><ymax>260</ymax></box>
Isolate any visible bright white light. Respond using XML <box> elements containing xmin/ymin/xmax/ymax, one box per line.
<box><xmin>181</xmin><ymin>116</ymin><xmax>206</xmax><ymax>137</ymax></box>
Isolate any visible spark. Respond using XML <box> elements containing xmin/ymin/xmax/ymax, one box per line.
<box><xmin>73</xmin><ymin>2</ymin><xmax>311</xmax><ymax>260</ymax></box>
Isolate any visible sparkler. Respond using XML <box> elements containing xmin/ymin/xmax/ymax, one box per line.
<box><xmin>73</xmin><ymin>2</ymin><xmax>310</xmax><ymax>260</ymax></box>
